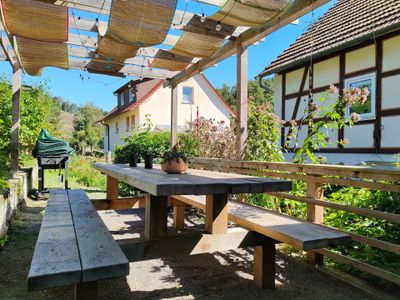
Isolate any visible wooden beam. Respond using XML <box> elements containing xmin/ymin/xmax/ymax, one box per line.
<box><xmin>68</xmin><ymin>58</ymin><xmax>178</xmax><ymax>79</ymax></box>
<box><xmin>236</xmin><ymin>43</ymin><xmax>248</xmax><ymax>160</ymax></box>
<box><xmin>172</xmin><ymin>0</ymin><xmax>330</xmax><ymax>85</ymax></box>
<box><xmin>10</xmin><ymin>65</ymin><xmax>21</xmax><ymax>175</ymax></box>
<box><xmin>91</xmin><ymin>198</ymin><xmax>145</xmax><ymax>210</ymax></box>
<box><xmin>106</xmin><ymin>176</ymin><xmax>118</xmax><ymax>201</ymax></box>
<box><xmin>144</xmin><ymin>194</ymin><xmax>168</xmax><ymax>240</ymax></box>
<box><xmin>254</xmin><ymin>237</ymin><xmax>276</xmax><ymax>289</ymax></box>
<box><xmin>205</xmin><ymin>193</ymin><xmax>228</xmax><ymax>234</ymax></box>
<box><xmin>306</xmin><ymin>177</ymin><xmax>324</xmax><ymax>266</ymax></box>
<box><xmin>170</xmin><ymin>82</ymin><xmax>178</xmax><ymax>147</ymax></box>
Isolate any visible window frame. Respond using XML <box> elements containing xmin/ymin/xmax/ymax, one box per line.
<box><xmin>344</xmin><ymin>72</ymin><xmax>376</xmax><ymax>120</ymax></box>
<box><xmin>115</xmin><ymin>121</ymin><xmax>119</xmax><ymax>134</ymax></box>
<box><xmin>182</xmin><ymin>86</ymin><xmax>194</xmax><ymax>104</ymax></box>
<box><xmin>126</xmin><ymin>116</ymin><xmax>130</xmax><ymax>132</ymax></box>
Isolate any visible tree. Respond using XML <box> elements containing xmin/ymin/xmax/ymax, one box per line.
<box><xmin>72</xmin><ymin>103</ymin><xmax>105</xmax><ymax>154</ymax></box>
<box><xmin>215</xmin><ymin>79</ymin><xmax>274</xmax><ymax>110</ymax></box>
<box><xmin>0</xmin><ymin>76</ymin><xmax>60</xmax><ymax>169</ymax></box>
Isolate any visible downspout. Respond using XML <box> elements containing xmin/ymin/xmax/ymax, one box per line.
<box><xmin>256</xmin><ymin>74</ymin><xmax>272</xmax><ymax>93</ymax></box>
<box><xmin>101</xmin><ymin>121</ymin><xmax>110</xmax><ymax>152</ymax></box>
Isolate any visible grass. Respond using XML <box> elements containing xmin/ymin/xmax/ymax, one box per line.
<box><xmin>41</xmin><ymin>169</ymin><xmax>106</xmax><ymax>199</ymax></box>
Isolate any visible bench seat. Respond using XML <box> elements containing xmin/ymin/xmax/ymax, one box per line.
<box><xmin>172</xmin><ymin>195</ymin><xmax>351</xmax><ymax>250</ymax></box>
<box><xmin>28</xmin><ymin>189</ymin><xmax>129</xmax><ymax>295</ymax></box>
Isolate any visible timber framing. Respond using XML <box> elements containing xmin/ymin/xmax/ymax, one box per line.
<box><xmin>277</xmin><ymin>29</ymin><xmax>400</xmax><ymax>154</ymax></box>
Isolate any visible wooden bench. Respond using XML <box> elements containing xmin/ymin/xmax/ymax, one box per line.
<box><xmin>171</xmin><ymin>195</ymin><xmax>351</xmax><ymax>288</ymax></box>
<box><xmin>27</xmin><ymin>189</ymin><xmax>129</xmax><ymax>299</ymax></box>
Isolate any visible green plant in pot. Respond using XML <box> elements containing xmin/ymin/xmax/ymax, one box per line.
<box><xmin>161</xmin><ymin>146</ymin><xmax>188</xmax><ymax>174</ymax></box>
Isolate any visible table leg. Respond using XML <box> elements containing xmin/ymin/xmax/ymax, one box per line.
<box><xmin>254</xmin><ymin>237</ymin><xmax>276</xmax><ymax>289</ymax></box>
<box><xmin>205</xmin><ymin>194</ymin><xmax>228</xmax><ymax>234</ymax></box>
<box><xmin>106</xmin><ymin>176</ymin><xmax>118</xmax><ymax>201</ymax></box>
<box><xmin>75</xmin><ymin>281</ymin><xmax>97</xmax><ymax>300</ymax></box>
<box><xmin>144</xmin><ymin>194</ymin><xmax>168</xmax><ymax>239</ymax></box>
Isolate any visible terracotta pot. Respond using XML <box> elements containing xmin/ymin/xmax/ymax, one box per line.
<box><xmin>161</xmin><ymin>158</ymin><xmax>188</xmax><ymax>174</ymax></box>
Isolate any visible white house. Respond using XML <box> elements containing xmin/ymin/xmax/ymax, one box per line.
<box><xmin>258</xmin><ymin>0</ymin><xmax>400</xmax><ymax>165</ymax></box>
<box><xmin>99</xmin><ymin>74</ymin><xmax>235</xmax><ymax>151</ymax></box>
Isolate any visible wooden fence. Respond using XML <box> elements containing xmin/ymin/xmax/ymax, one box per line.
<box><xmin>190</xmin><ymin>157</ymin><xmax>400</xmax><ymax>286</ymax></box>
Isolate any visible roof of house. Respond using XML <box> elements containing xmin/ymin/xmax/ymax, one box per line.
<box><xmin>98</xmin><ymin>74</ymin><xmax>235</xmax><ymax>123</ymax></box>
<box><xmin>259</xmin><ymin>0</ymin><xmax>400</xmax><ymax>77</ymax></box>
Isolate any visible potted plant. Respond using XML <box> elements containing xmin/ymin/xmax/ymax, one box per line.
<box><xmin>161</xmin><ymin>147</ymin><xmax>188</xmax><ymax>174</ymax></box>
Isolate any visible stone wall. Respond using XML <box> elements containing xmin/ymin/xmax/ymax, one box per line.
<box><xmin>0</xmin><ymin>168</ymin><xmax>33</xmax><ymax>237</ymax></box>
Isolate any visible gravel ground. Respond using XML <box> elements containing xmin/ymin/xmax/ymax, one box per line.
<box><xmin>0</xmin><ymin>198</ymin><xmax>369</xmax><ymax>300</ymax></box>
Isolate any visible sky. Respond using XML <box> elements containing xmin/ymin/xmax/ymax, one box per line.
<box><xmin>0</xmin><ymin>0</ymin><xmax>336</xmax><ymax>112</ymax></box>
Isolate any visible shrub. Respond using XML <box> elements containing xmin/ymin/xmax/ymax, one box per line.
<box><xmin>68</xmin><ymin>156</ymin><xmax>106</xmax><ymax>189</ymax></box>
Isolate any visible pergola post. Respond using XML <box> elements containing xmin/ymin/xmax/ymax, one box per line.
<box><xmin>11</xmin><ymin>65</ymin><xmax>21</xmax><ymax>175</ymax></box>
<box><xmin>170</xmin><ymin>81</ymin><xmax>178</xmax><ymax>148</ymax></box>
<box><xmin>236</xmin><ymin>43</ymin><xmax>248</xmax><ymax>160</ymax></box>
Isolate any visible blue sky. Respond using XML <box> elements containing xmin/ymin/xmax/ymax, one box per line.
<box><xmin>0</xmin><ymin>0</ymin><xmax>335</xmax><ymax>112</ymax></box>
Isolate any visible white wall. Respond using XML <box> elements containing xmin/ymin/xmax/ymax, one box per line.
<box><xmin>139</xmin><ymin>74</ymin><xmax>231</xmax><ymax>130</ymax></box>
<box><xmin>273</xmin><ymin>32</ymin><xmax>400</xmax><ymax>163</ymax></box>
<box><xmin>103</xmin><ymin>74</ymin><xmax>232</xmax><ymax>151</ymax></box>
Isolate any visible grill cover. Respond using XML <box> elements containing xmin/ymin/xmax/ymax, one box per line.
<box><xmin>32</xmin><ymin>129</ymin><xmax>74</xmax><ymax>158</ymax></box>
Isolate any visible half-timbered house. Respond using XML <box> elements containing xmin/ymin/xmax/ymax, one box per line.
<box><xmin>258</xmin><ymin>0</ymin><xmax>400</xmax><ymax>164</ymax></box>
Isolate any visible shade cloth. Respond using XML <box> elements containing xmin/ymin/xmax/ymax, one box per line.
<box><xmin>0</xmin><ymin>0</ymin><xmax>68</xmax><ymax>42</ymax></box>
<box><xmin>17</xmin><ymin>37</ymin><xmax>68</xmax><ymax>76</ymax></box>
<box><xmin>96</xmin><ymin>0</ymin><xmax>176</xmax><ymax>63</ymax></box>
<box><xmin>209</xmin><ymin>0</ymin><xmax>288</xmax><ymax>27</ymax></box>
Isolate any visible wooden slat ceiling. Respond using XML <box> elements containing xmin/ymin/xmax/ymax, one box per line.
<box><xmin>0</xmin><ymin>0</ymin><xmax>329</xmax><ymax>81</ymax></box>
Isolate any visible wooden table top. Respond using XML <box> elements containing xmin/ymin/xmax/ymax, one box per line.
<box><xmin>94</xmin><ymin>163</ymin><xmax>292</xmax><ymax>196</ymax></box>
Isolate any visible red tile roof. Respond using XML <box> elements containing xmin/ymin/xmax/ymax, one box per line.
<box><xmin>98</xmin><ymin>74</ymin><xmax>235</xmax><ymax>122</ymax></box>
<box><xmin>260</xmin><ymin>0</ymin><xmax>400</xmax><ymax>76</ymax></box>
<box><xmin>99</xmin><ymin>79</ymin><xmax>164</xmax><ymax>122</ymax></box>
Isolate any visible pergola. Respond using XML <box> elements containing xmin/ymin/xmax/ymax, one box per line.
<box><xmin>0</xmin><ymin>0</ymin><xmax>329</xmax><ymax>174</ymax></box>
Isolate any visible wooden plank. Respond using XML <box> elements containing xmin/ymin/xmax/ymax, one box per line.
<box><xmin>254</xmin><ymin>237</ymin><xmax>276</xmax><ymax>289</ymax></box>
<box><xmin>68</xmin><ymin>190</ymin><xmax>129</xmax><ymax>282</ymax></box>
<box><xmin>316</xmin><ymin>248</ymin><xmax>400</xmax><ymax>286</ymax></box>
<box><xmin>93</xmin><ymin>163</ymin><xmax>292</xmax><ymax>196</ymax></box>
<box><xmin>269</xmin><ymin>192</ymin><xmax>400</xmax><ymax>224</ymax></box>
<box><xmin>236</xmin><ymin>43</ymin><xmax>248</xmax><ymax>160</ymax></box>
<box><xmin>205</xmin><ymin>194</ymin><xmax>228</xmax><ymax>234</ymax></box>
<box><xmin>91</xmin><ymin>198</ymin><xmax>146</xmax><ymax>210</ymax></box>
<box><xmin>174</xmin><ymin>195</ymin><xmax>351</xmax><ymax>250</ymax></box>
<box><xmin>144</xmin><ymin>194</ymin><xmax>168</xmax><ymax>240</ymax></box>
<box><xmin>118</xmin><ymin>228</ymin><xmax>259</xmax><ymax>261</ymax></box>
<box><xmin>27</xmin><ymin>190</ymin><xmax>81</xmax><ymax>291</ymax></box>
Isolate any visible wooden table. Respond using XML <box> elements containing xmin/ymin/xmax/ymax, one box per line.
<box><xmin>93</xmin><ymin>163</ymin><xmax>292</xmax><ymax>238</ymax></box>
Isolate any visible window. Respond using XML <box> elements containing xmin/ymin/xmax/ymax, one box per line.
<box><xmin>131</xmin><ymin>115</ymin><xmax>135</xmax><ymax>130</ymax></box>
<box><xmin>182</xmin><ymin>86</ymin><xmax>193</xmax><ymax>104</ymax></box>
<box><xmin>123</xmin><ymin>90</ymin><xmax>129</xmax><ymax>105</ymax></box>
<box><xmin>118</xmin><ymin>93</ymin><xmax>123</xmax><ymax>107</ymax></box>
<box><xmin>345</xmin><ymin>73</ymin><xmax>376</xmax><ymax>120</ymax></box>
<box><xmin>115</xmin><ymin>122</ymin><xmax>119</xmax><ymax>134</ymax></box>
<box><xmin>129</xmin><ymin>88</ymin><xmax>136</xmax><ymax>103</ymax></box>
<box><xmin>126</xmin><ymin>116</ymin><xmax>130</xmax><ymax>132</ymax></box>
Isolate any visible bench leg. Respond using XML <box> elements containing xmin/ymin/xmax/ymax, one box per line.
<box><xmin>173</xmin><ymin>204</ymin><xmax>185</xmax><ymax>231</ymax></box>
<box><xmin>253</xmin><ymin>237</ymin><xmax>276</xmax><ymax>289</ymax></box>
<box><xmin>205</xmin><ymin>194</ymin><xmax>228</xmax><ymax>234</ymax></box>
<box><xmin>75</xmin><ymin>281</ymin><xmax>98</xmax><ymax>300</ymax></box>
<box><xmin>144</xmin><ymin>194</ymin><xmax>168</xmax><ymax>240</ymax></box>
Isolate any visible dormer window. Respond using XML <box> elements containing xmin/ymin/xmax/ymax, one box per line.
<box><xmin>129</xmin><ymin>88</ymin><xmax>137</xmax><ymax>103</ymax></box>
